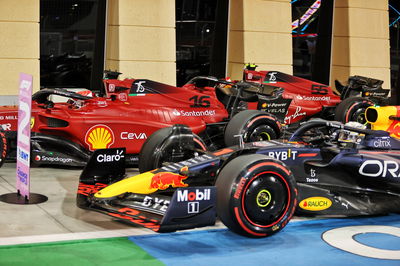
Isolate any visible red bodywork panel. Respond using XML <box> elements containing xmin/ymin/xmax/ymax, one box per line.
<box><xmin>0</xmin><ymin>70</ymin><xmax>341</xmax><ymax>155</ymax></box>
<box><xmin>0</xmin><ymin>78</ymin><xmax>229</xmax><ymax>154</ymax></box>
<box><xmin>244</xmin><ymin>70</ymin><xmax>341</xmax><ymax>124</ymax></box>
<box><xmin>0</xmin><ymin>106</ymin><xmax>18</xmax><ymax>131</ymax></box>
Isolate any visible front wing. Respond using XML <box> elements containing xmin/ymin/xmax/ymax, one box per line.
<box><xmin>77</xmin><ymin>183</ymin><xmax>217</xmax><ymax>233</ymax></box>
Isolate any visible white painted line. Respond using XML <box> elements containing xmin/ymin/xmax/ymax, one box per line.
<box><xmin>0</xmin><ymin>228</ymin><xmax>156</xmax><ymax>246</ymax></box>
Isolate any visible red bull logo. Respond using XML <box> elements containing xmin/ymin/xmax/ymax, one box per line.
<box><xmin>149</xmin><ymin>172</ymin><xmax>188</xmax><ymax>190</ymax></box>
<box><xmin>387</xmin><ymin>121</ymin><xmax>400</xmax><ymax>139</ymax></box>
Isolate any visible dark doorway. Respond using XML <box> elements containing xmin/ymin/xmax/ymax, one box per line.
<box><xmin>390</xmin><ymin>1</ymin><xmax>400</xmax><ymax>104</ymax></box>
<box><xmin>292</xmin><ymin>0</ymin><xmax>334</xmax><ymax>85</ymax></box>
<box><xmin>40</xmin><ymin>0</ymin><xmax>106</xmax><ymax>91</ymax></box>
<box><xmin>176</xmin><ymin>0</ymin><xmax>229</xmax><ymax>86</ymax></box>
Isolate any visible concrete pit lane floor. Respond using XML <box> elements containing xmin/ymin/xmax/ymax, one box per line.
<box><xmin>0</xmin><ymin>163</ymin><xmax>226</xmax><ymax>245</ymax></box>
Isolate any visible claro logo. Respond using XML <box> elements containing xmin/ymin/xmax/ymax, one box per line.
<box><xmin>96</xmin><ymin>149</ymin><xmax>124</xmax><ymax>163</ymax></box>
<box><xmin>359</xmin><ymin>160</ymin><xmax>400</xmax><ymax>178</ymax></box>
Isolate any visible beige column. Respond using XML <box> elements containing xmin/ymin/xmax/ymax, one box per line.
<box><xmin>0</xmin><ymin>0</ymin><xmax>40</xmax><ymax>96</ymax></box>
<box><xmin>331</xmin><ymin>0</ymin><xmax>390</xmax><ymax>88</ymax></box>
<box><xmin>227</xmin><ymin>0</ymin><xmax>292</xmax><ymax>80</ymax></box>
<box><xmin>105</xmin><ymin>0</ymin><xmax>176</xmax><ymax>85</ymax></box>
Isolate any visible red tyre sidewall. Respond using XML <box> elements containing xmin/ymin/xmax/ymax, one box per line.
<box><xmin>344</xmin><ymin>99</ymin><xmax>373</xmax><ymax>123</ymax></box>
<box><xmin>230</xmin><ymin>160</ymin><xmax>297</xmax><ymax>237</ymax></box>
<box><xmin>242</xmin><ymin>114</ymin><xmax>281</xmax><ymax>140</ymax></box>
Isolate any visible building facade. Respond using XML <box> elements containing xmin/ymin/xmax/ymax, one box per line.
<box><xmin>0</xmin><ymin>0</ymin><xmax>394</xmax><ymax>104</ymax></box>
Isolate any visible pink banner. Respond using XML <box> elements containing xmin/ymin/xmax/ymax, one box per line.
<box><xmin>16</xmin><ymin>73</ymin><xmax>33</xmax><ymax>199</ymax></box>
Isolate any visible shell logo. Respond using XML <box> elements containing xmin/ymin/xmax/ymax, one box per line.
<box><xmin>299</xmin><ymin>197</ymin><xmax>332</xmax><ymax>211</ymax></box>
<box><xmin>85</xmin><ymin>124</ymin><xmax>115</xmax><ymax>151</ymax></box>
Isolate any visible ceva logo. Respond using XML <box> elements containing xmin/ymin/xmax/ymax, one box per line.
<box><xmin>299</xmin><ymin>197</ymin><xmax>332</xmax><ymax>211</ymax></box>
<box><xmin>85</xmin><ymin>124</ymin><xmax>115</xmax><ymax>151</ymax></box>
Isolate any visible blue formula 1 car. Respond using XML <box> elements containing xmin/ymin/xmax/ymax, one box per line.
<box><xmin>77</xmin><ymin>120</ymin><xmax>400</xmax><ymax>238</ymax></box>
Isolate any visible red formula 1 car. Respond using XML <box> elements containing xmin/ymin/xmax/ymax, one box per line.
<box><xmin>0</xmin><ymin>68</ymin><xmax>388</xmax><ymax>168</ymax></box>
<box><xmin>242</xmin><ymin>66</ymin><xmax>389</xmax><ymax>126</ymax></box>
<box><xmin>136</xmin><ymin>68</ymin><xmax>390</xmax><ymax>171</ymax></box>
<box><xmin>0</xmin><ymin>71</ymin><xmax>281</xmax><ymax>167</ymax></box>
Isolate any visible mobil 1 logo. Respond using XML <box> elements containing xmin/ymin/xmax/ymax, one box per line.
<box><xmin>161</xmin><ymin>187</ymin><xmax>216</xmax><ymax>228</ymax></box>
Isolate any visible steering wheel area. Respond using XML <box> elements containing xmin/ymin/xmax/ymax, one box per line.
<box><xmin>32</xmin><ymin>88</ymin><xmax>93</xmax><ymax>108</ymax></box>
<box><xmin>288</xmin><ymin>120</ymin><xmax>343</xmax><ymax>147</ymax></box>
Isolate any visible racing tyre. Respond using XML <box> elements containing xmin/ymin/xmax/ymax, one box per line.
<box><xmin>0</xmin><ymin>129</ymin><xmax>7</xmax><ymax>168</ymax></box>
<box><xmin>216</xmin><ymin>154</ymin><xmax>297</xmax><ymax>238</ymax></box>
<box><xmin>334</xmin><ymin>97</ymin><xmax>374</xmax><ymax>125</ymax></box>
<box><xmin>224</xmin><ymin>110</ymin><xmax>281</xmax><ymax>147</ymax></box>
<box><xmin>138</xmin><ymin>127</ymin><xmax>206</xmax><ymax>173</ymax></box>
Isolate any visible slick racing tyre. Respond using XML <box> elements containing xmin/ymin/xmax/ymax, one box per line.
<box><xmin>0</xmin><ymin>129</ymin><xmax>7</xmax><ymax>168</ymax></box>
<box><xmin>216</xmin><ymin>154</ymin><xmax>297</xmax><ymax>238</ymax></box>
<box><xmin>138</xmin><ymin>126</ymin><xmax>206</xmax><ymax>173</ymax></box>
<box><xmin>334</xmin><ymin>97</ymin><xmax>374</xmax><ymax>125</ymax></box>
<box><xmin>224</xmin><ymin>110</ymin><xmax>281</xmax><ymax>147</ymax></box>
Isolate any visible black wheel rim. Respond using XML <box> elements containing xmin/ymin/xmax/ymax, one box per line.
<box><xmin>248</xmin><ymin>125</ymin><xmax>274</xmax><ymax>142</ymax></box>
<box><xmin>243</xmin><ymin>172</ymin><xmax>288</xmax><ymax>226</ymax></box>
<box><xmin>351</xmin><ymin>108</ymin><xmax>367</xmax><ymax>124</ymax></box>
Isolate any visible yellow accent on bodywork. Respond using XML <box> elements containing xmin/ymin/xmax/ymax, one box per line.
<box><xmin>366</xmin><ymin>106</ymin><xmax>397</xmax><ymax>131</ymax></box>
<box><xmin>94</xmin><ymin>172</ymin><xmax>157</xmax><ymax>198</ymax></box>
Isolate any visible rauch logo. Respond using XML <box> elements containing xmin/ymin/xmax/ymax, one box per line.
<box><xmin>299</xmin><ymin>197</ymin><xmax>332</xmax><ymax>211</ymax></box>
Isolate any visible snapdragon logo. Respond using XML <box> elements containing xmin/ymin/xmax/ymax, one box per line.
<box><xmin>36</xmin><ymin>155</ymin><xmax>73</xmax><ymax>164</ymax></box>
<box><xmin>172</xmin><ymin>110</ymin><xmax>216</xmax><ymax>117</ymax></box>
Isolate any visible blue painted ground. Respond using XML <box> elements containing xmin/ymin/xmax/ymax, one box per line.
<box><xmin>129</xmin><ymin>214</ymin><xmax>400</xmax><ymax>266</ymax></box>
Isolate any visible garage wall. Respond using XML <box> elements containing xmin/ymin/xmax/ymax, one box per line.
<box><xmin>331</xmin><ymin>0</ymin><xmax>390</xmax><ymax>88</ymax></box>
<box><xmin>105</xmin><ymin>0</ymin><xmax>176</xmax><ymax>85</ymax></box>
<box><xmin>0</xmin><ymin>0</ymin><xmax>40</xmax><ymax>100</ymax></box>
<box><xmin>227</xmin><ymin>0</ymin><xmax>292</xmax><ymax>80</ymax></box>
